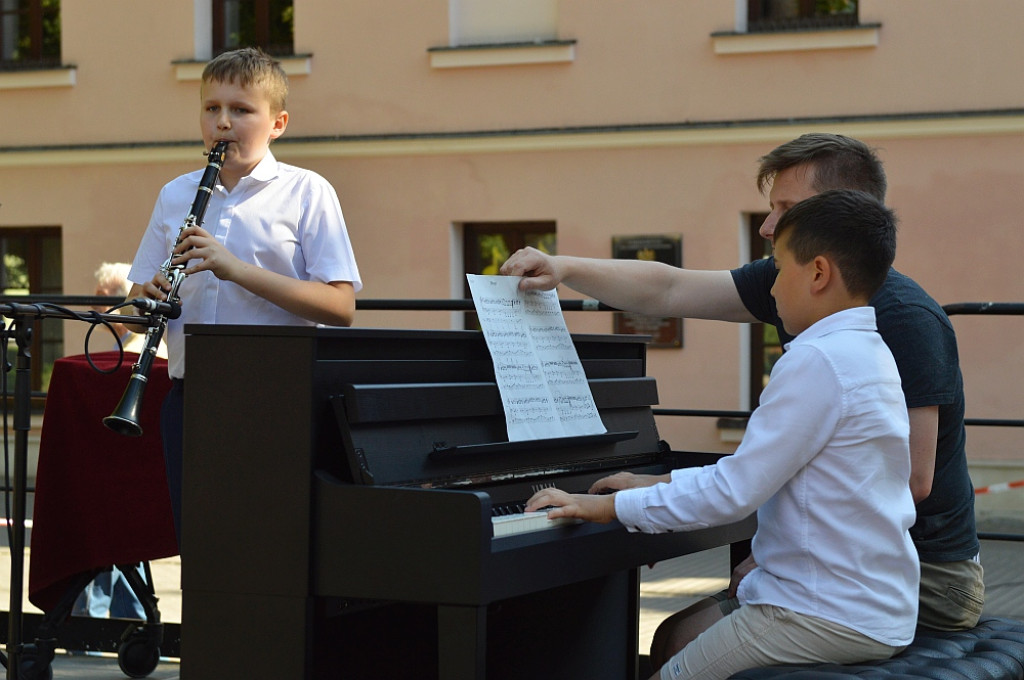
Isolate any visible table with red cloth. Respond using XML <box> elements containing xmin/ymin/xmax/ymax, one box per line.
<box><xmin>28</xmin><ymin>351</ymin><xmax>178</xmax><ymax>612</ymax></box>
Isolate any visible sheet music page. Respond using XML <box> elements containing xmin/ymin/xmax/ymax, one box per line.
<box><xmin>467</xmin><ymin>274</ymin><xmax>606</xmax><ymax>442</ymax></box>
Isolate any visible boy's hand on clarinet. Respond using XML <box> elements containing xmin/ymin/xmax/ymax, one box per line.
<box><xmin>525</xmin><ymin>487</ymin><xmax>617</xmax><ymax>524</ymax></box>
<box><xmin>172</xmin><ymin>225</ymin><xmax>243</xmax><ymax>281</ymax></box>
<box><xmin>141</xmin><ymin>273</ymin><xmax>172</xmax><ymax>301</ymax></box>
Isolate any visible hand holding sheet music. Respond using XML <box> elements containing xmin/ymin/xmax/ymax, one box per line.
<box><xmin>467</xmin><ymin>274</ymin><xmax>607</xmax><ymax>442</ymax></box>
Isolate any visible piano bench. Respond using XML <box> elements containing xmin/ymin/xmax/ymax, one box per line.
<box><xmin>728</xmin><ymin>617</ymin><xmax>1024</xmax><ymax>680</ymax></box>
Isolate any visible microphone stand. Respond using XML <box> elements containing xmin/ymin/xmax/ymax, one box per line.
<box><xmin>0</xmin><ymin>302</ymin><xmax>154</xmax><ymax>680</ymax></box>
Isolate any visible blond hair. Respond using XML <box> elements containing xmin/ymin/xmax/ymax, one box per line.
<box><xmin>202</xmin><ymin>47</ymin><xmax>289</xmax><ymax>113</ymax></box>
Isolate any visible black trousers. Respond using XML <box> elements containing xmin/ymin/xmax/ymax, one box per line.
<box><xmin>161</xmin><ymin>378</ymin><xmax>185</xmax><ymax>550</ymax></box>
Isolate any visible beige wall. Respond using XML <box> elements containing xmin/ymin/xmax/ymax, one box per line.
<box><xmin>7</xmin><ymin>1</ymin><xmax>1024</xmax><ymax>143</ymax></box>
<box><xmin>1</xmin><ymin>0</ymin><xmax>1022</xmax><ymax>459</ymax></box>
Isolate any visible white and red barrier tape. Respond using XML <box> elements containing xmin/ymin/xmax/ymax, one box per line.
<box><xmin>0</xmin><ymin>518</ymin><xmax>33</xmax><ymax>528</ymax></box>
<box><xmin>975</xmin><ymin>479</ymin><xmax>1024</xmax><ymax>495</ymax></box>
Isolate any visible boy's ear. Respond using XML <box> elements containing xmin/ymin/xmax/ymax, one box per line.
<box><xmin>809</xmin><ymin>255</ymin><xmax>832</xmax><ymax>294</ymax></box>
<box><xmin>270</xmin><ymin>109</ymin><xmax>289</xmax><ymax>141</ymax></box>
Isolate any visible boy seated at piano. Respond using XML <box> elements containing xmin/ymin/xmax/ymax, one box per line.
<box><xmin>525</xmin><ymin>189</ymin><xmax>919</xmax><ymax>680</ymax></box>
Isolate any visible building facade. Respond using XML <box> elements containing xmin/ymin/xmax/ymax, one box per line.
<box><xmin>1</xmin><ymin>0</ymin><xmax>1022</xmax><ymax>462</ymax></box>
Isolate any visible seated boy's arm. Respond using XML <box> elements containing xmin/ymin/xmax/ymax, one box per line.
<box><xmin>525</xmin><ymin>487</ymin><xmax>617</xmax><ymax>524</ymax></box>
<box><xmin>589</xmin><ymin>471</ymin><xmax>671</xmax><ymax>494</ymax></box>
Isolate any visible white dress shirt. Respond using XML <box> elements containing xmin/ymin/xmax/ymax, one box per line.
<box><xmin>130</xmin><ymin>151</ymin><xmax>362</xmax><ymax>379</ymax></box>
<box><xmin>615</xmin><ymin>306</ymin><xmax>919</xmax><ymax>646</ymax></box>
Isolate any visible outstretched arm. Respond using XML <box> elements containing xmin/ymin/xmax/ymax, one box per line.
<box><xmin>500</xmin><ymin>247</ymin><xmax>756</xmax><ymax>322</ymax></box>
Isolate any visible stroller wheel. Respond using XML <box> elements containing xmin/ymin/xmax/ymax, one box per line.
<box><xmin>117</xmin><ymin>634</ymin><xmax>160</xmax><ymax>678</ymax></box>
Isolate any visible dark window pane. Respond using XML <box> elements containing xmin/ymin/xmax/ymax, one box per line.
<box><xmin>747</xmin><ymin>0</ymin><xmax>858</xmax><ymax>32</ymax></box>
<box><xmin>213</xmin><ymin>0</ymin><xmax>294</xmax><ymax>56</ymax></box>
<box><xmin>0</xmin><ymin>0</ymin><xmax>61</xmax><ymax>69</ymax></box>
<box><xmin>462</xmin><ymin>222</ymin><xmax>556</xmax><ymax>329</ymax></box>
<box><xmin>0</xmin><ymin>227</ymin><xmax>63</xmax><ymax>393</ymax></box>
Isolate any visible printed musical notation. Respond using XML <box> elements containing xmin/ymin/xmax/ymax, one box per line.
<box><xmin>467</xmin><ymin>274</ymin><xmax>607</xmax><ymax>441</ymax></box>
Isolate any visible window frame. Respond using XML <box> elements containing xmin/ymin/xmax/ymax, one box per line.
<box><xmin>461</xmin><ymin>221</ymin><xmax>556</xmax><ymax>329</ymax></box>
<box><xmin>448</xmin><ymin>0</ymin><xmax>558</xmax><ymax>47</ymax></box>
<box><xmin>431</xmin><ymin>0</ymin><xmax>574</xmax><ymax>69</ymax></box>
<box><xmin>0</xmin><ymin>0</ymin><xmax>61</xmax><ymax>71</ymax></box>
<box><xmin>0</xmin><ymin>226</ymin><xmax>63</xmax><ymax>394</ymax></box>
<box><xmin>211</xmin><ymin>0</ymin><xmax>294</xmax><ymax>57</ymax></box>
<box><xmin>745</xmin><ymin>212</ymin><xmax>780</xmax><ymax>410</ymax></box>
<box><xmin>746</xmin><ymin>0</ymin><xmax>859</xmax><ymax>33</ymax></box>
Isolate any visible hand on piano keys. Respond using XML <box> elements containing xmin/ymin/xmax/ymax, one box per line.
<box><xmin>491</xmin><ymin>510</ymin><xmax>582</xmax><ymax>537</ymax></box>
<box><xmin>587</xmin><ymin>470</ymin><xmax>672</xmax><ymax>494</ymax></box>
<box><xmin>523</xmin><ymin>487</ymin><xmax>618</xmax><ymax>525</ymax></box>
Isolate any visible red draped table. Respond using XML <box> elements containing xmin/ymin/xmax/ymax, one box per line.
<box><xmin>28</xmin><ymin>351</ymin><xmax>178</xmax><ymax>612</ymax></box>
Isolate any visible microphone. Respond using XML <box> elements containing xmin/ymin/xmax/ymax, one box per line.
<box><xmin>131</xmin><ymin>298</ymin><xmax>182</xmax><ymax>319</ymax></box>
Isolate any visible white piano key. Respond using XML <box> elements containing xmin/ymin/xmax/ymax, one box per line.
<box><xmin>491</xmin><ymin>510</ymin><xmax>581</xmax><ymax>537</ymax></box>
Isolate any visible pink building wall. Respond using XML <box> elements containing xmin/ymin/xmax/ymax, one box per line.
<box><xmin>1</xmin><ymin>0</ymin><xmax>1021</xmax><ymax>460</ymax></box>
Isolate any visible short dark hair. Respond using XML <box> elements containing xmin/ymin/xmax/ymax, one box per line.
<box><xmin>757</xmin><ymin>133</ymin><xmax>887</xmax><ymax>201</ymax></box>
<box><xmin>774</xmin><ymin>189</ymin><xmax>897</xmax><ymax>299</ymax></box>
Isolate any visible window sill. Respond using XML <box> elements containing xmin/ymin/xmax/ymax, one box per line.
<box><xmin>0</xmin><ymin>65</ymin><xmax>76</xmax><ymax>90</ymax></box>
<box><xmin>711</xmin><ymin>23</ymin><xmax>880</xmax><ymax>55</ymax></box>
<box><xmin>173</xmin><ymin>54</ymin><xmax>313</xmax><ymax>81</ymax></box>
<box><xmin>428</xmin><ymin>40</ymin><xmax>576</xmax><ymax>69</ymax></box>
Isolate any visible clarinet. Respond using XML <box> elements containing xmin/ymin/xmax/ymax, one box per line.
<box><xmin>103</xmin><ymin>141</ymin><xmax>229</xmax><ymax>437</ymax></box>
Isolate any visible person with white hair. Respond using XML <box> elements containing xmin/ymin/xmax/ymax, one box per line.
<box><xmin>93</xmin><ymin>262</ymin><xmax>166</xmax><ymax>357</ymax></box>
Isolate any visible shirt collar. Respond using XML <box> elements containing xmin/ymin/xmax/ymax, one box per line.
<box><xmin>246</xmin><ymin>149</ymin><xmax>279</xmax><ymax>183</ymax></box>
<box><xmin>785</xmin><ymin>306</ymin><xmax>877</xmax><ymax>351</ymax></box>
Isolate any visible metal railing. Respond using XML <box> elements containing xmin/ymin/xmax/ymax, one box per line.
<box><xmin>2</xmin><ymin>295</ymin><xmax>1020</xmax><ymax>541</ymax></box>
<box><xmin>944</xmin><ymin>303</ymin><xmax>1024</xmax><ymax>542</ymax></box>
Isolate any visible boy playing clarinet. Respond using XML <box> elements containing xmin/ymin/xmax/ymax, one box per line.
<box><xmin>125</xmin><ymin>47</ymin><xmax>361</xmax><ymax>547</ymax></box>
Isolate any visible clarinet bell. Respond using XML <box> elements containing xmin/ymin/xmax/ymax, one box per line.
<box><xmin>103</xmin><ymin>374</ymin><xmax>147</xmax><ymax>437</ymax></box>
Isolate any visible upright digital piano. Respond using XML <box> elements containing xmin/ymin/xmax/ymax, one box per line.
<box><xmin>181</xmin><ymin>326</ymin><xmax>755</xmax><ymax>680</ymax></box>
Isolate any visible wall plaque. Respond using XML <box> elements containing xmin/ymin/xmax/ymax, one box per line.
<box><xmin>611</xmin><ymin>234</ymin><xmax>683</xmax><ymax>348</ymax></box>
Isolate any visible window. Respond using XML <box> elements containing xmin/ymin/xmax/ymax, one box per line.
<box><xmin>212</xmin><ymin>0</ymin><xmax>293</xmax><ymax>56</ymax></box>
<box><xmin>432</xmin><ymin>0</ymin><xmax>573</xmax><ymax>69</ymax></box>
<box><xmin>449</xmin><ymin>0</ymin><xmax>557</xmax><ymax>46</ymax></box>
<box><xmin>0</xmin><ymin>227</ymin><xmax>62</xmax><ymax>394</ymax></box>
<box><xmin>746</xmin><ymin>212</ymin><xmax>780</xmax><ymax>409</ymax></box>
<box><xmin>462</xmin><ymin>221</ymin><xmax>556</xmax><ymax>329</ymax></box>
<box><xmin>0</xmin><ymin>0</ymin><xmax>60</xmax><ymax>70</ymax></box>
<box><xmin>747</xmin><ymin>0</ymin><xmax>858</xmax><ymax>32</ymax></box>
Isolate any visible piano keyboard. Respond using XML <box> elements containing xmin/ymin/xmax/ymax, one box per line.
<box><xmin>491</xmin><ymin>511</ymin><xmax>581</xmax><ymax>537</ymax></box>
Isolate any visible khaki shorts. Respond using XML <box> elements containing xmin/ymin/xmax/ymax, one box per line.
<box><xmin>918</xmin><ymin>555</ymin><xmax>985</xmax><ymax>631</ymax></box>
<box><xmin>660</xmin><ymin>602</ymin><xmax>902</xmax><ymax>680</ymax></box>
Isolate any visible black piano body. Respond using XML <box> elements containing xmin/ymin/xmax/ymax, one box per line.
<box><xmin>181</xmin><ymin>326</ymin><xmax>755</xmax><ymax>680</ymax></box>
